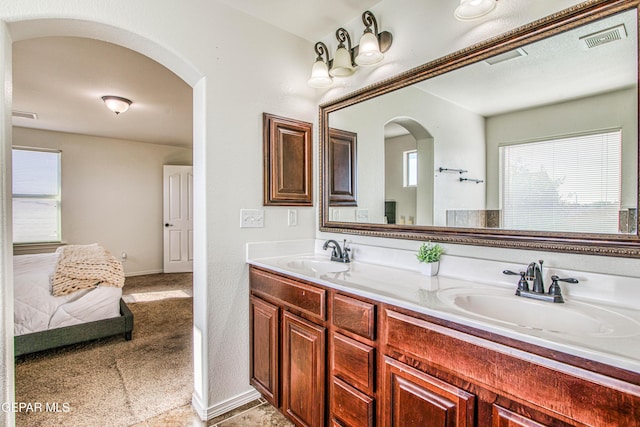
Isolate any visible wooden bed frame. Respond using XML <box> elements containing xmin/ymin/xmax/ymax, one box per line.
<box><xmin>14</xmin><ymin>298</ymin><xmax>134</xmax><ymax>357</ymax></box>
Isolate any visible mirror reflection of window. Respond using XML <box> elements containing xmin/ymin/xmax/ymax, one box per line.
<box><xmin>404</xmin><ymin>150</ymin><xmax>418</xmax><ymax>187</ymax></box>
<box><xmin>499</xmin><ymin>130</ymin><xmax>623</xmax><ymax>234</ymax></box>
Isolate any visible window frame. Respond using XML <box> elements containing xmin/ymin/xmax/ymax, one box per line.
<box><xmin>403</xmin><ymin>149</ymin><xmax>418</xmax><ymax>188</ymax></box>
<box><xmin>12</xmin><ymin>146</ymin><xmax>62</xmax><ymax>244</ymax></box>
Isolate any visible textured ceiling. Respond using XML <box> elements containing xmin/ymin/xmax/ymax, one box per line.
<box><xmin>12</xmin><ymin>37</ymin><xmax>193</xmax><ymax>147</ymax></box>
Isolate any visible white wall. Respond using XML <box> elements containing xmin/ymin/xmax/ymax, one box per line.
<box><xmin>0</xmin><ymin>21</ymin><xmax>14</xmax><ymax>427</ymax></box>
<box><xmin>0</xmin><ymin>0</ymin><xmax>317</xmax><ymax>422</ymax></box>
<box><xmin>12</xmin><ymin>127</ymin><xmax>192</xmax><ymax>275</ymax></box>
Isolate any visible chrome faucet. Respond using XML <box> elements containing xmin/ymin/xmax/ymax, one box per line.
<box><xmin>503</xmin><ymin>259</ymin><xmax>578</xmax><ymax>303</ymax></box>
<box><xmin>323</xmin><ymin>239</ymin><xmax>351</xmax><ymax>263</ymax></box>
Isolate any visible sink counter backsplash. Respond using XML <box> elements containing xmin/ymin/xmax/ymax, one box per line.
<box><xmin>246</xmin><ymin>239</ymin><xmax>640</xmax><ymax>374</ymax></box>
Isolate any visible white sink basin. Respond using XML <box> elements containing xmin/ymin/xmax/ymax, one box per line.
<box><xmin>437</xmin><ymin>288</ymin><xmax>640</xmax><ymax>338</ymax></box>
<box><xmin>280</xmin><ymin>256</ymin><xmax>350</xmax><ymax>275</ymax></box>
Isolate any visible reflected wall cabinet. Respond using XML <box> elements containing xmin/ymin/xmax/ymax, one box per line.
<box><xmin>328</xmin><ymin>128</ymin><xmax>357</xmax><ymax>206</ymax></box>
<box><xmin>263</xmin><ymin>113</ymin><xmax>313</xmax><ymax>206</ymax></box>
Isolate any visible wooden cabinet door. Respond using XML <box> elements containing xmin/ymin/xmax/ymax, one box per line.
<box><xmin>249</xmin><ymin>296</ymin><xmax>279</xmax><ymax>406</ymax></box>
<box><xmin>328</xmin><ymin>128</ymin><xmax>357</xmax><ymax>206</ymax></box>
<box><xmin>263</xmin><ymin>113</ymin><xmax>313</xmax><ymax>206</ymax></box>
<box><xmin>282</xmin><ymin>311</ymin><xmax>326</xmax><ymax>427</ymax></box>
<box><xmin>382</xmin><ymin>356</ymin><xmax>475</xmax><ymax>427</ymax></box>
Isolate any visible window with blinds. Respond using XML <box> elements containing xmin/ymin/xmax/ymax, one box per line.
<box><xmin>12</xmin><ymin>148</ymin><xmax>62</xmax><ymax>243</ymax></box>
<box><xmin>499</xmin><ymin>130</ymin><xmax>622</xmax><ymax>234</ymax></box>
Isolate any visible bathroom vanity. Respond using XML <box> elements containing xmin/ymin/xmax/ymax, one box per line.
<box><xmin>247</xmin><ymin>242</ymin><xmax>640</xmax><ymax>427</ymax></box>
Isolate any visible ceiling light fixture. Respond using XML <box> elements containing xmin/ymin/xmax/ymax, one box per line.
<box><xmin>101</xmin><ymin>95</ymin><xmax>132</xmax><ymax>115</ymax></box>
<box><xmin>308</xmin><ymin>10</ymin><xmax>393</xmax><ymax>88</ymax></box>
<box><xmin>454</xmin><ymin>0</ymin><xmax>497</xmax><ymax>21</ymax></box>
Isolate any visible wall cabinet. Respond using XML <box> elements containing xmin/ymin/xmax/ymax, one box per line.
<box><xmin>249</xmin><ymin>266</ymin><xmax>640</xmax><ymax>426</ymax></box>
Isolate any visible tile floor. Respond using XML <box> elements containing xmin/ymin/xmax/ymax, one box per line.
<box><xmin>135</xmin><ymin>398</ymin><xmax>294</xmax><ymax>426</ymax></box>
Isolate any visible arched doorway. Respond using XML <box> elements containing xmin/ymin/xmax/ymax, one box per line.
<box><xmin>384</xmin><ymin>117</ymin><xmax>434</xmax><ymax>226</ymax></box>
<box><xmin>1</xmin><ymin>18</ymin><xmax>208</xmax><ymax>425</ymax></box>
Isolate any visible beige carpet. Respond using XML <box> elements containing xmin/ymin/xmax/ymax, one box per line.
<box><xmin>14</xmin><ymin>274</ymin><xmax>193</xmax><ymax>427</ymax></box>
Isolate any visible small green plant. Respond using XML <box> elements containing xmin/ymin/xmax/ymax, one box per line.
<box><xmin>416</xmin><ymin>242</ymin><xmax>443</xmax><ymax>264</ymax></box>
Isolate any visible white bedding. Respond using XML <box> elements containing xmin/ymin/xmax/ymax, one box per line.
<box><xmin>14</xmin><ymin>252</ymin><xmax>122</xmax><ymax>336</ymax></box>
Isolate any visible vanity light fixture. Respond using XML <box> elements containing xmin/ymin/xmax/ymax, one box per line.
<box><xmin>308</xmin><ymin>10</ymin><xmax>393</xmax><ymax>87</ymax></box>
<box><xmin>307</xmin><ymin>42</ymin><xmax>333</xmax><ymax>88</ymax></box>
<box><xmin>101</xmin><ymin>95</ymin><xmax>132</xmax><ymax>115</ymax></box>
<box><xmin>330</xmin><ymin>28</ymin><xmax>355</xmax><ymax>77</ymax></box>
<box><xmin>454</xmin><ymin>0</ymin><xmax>497</xmax><ymax>21</ymax></box>
<box><xmin>355</xmin><ymin>11</ymin><xmax>388</xmax><ymax>66</ymax></box>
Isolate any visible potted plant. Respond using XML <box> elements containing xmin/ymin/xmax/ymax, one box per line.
<box><xmin>416</xmin><ymin>242</ymin><xmax>443</xmax><ymax>276</ymax></box>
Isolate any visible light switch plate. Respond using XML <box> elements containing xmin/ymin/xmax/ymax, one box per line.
<box><xmin>356</xmin><ymin>209</ymin><xmax>369</xmax><ymax>222</ymax></box>
<box><xmin>240</xmin><ymin>209</ymin><xmax>264</xmax><ymax>228</ymax></box>
<box><xmin>287</xmin><ymin>209</ymin><xmax>298</xmax><ymax>226</ymax></box>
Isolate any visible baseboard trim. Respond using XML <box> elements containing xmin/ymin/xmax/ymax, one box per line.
<box><xmin>192</xmin><ymin>388</ymin><xmax>261</xmax><ymax>421</ymax></box>
<box><xmin>124</xmin><ymin>269</ymin><xmax>164</xmax><ymax>277</ymax></box>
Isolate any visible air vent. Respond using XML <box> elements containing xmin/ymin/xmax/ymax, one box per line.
<box><xmin>485</xmin><ymin>48</ymin><xmax>528</xmax><ymax>66</ymax></box>
<box><xmin>12</xmin><ymin>110</ymin><xmax>38</xmax><ymax>120</ymax></box>
<box><xmin>580</xmin><ymin>24</ymin><xmax>627</xmax><ymax>49</ymax></box>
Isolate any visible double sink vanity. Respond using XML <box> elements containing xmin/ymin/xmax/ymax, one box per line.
<box><xmin>247</xmin><ymin>239</ymin><xmax>640</xmax><ymax>426</ymax></box>
<box><xmin>247</xmin><ymin>1</ymin><xmax>640</xmax><ymax>424</ymax></box>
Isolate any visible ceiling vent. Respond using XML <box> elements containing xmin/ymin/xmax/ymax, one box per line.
<box><xmin>485</xmin><ymin>48</ymin><xmax>528</xmax><ymax>66</ymax></box>
<box><xmin>580</xmin><ymin>24</ymin><xmax>627</xmax><ymax>49</ymax></box>
<box><xmin>12</xmin><ymin>110</ymin><xmax>38</xmax><ymax>120</ymax></box>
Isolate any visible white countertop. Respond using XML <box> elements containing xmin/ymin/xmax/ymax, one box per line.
<box><xmin>247</xmin><ymin>239</ymin><xmax>640</xmax><ymax>375</ymax></box>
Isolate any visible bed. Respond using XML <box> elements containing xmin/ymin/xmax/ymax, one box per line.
<box><xmin>13</xmin><ymin>246</ymin><xmax>134</xmax><ymax>356</ymax></box>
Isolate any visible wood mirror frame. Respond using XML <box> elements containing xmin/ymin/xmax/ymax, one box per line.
<box><xmin>320</xmin><ymin>0</ymin><xmax>640</xmax><ymax>258</ymax></box>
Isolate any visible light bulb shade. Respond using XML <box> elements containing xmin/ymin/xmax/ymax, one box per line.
<box><xmin>307</xmin><ymin>59</ymin><xmax>333</xmax><ymax>88</ymax></box>
<box><xmin>454</xmin><ymin>0</ymin><xmax>497</xmax><ymax>21</ymax></box>
<box><xmin>355</xmin><ymin>31</ymin><xmax>384</xmax><ymax>66</ymax></box>
<box><xmin>330</xmin><ymin>46</ymin><xmax>355</xmax><ymax>77</ymax></box>
<box><xmin>102</xmin><ymin>96</ymin><xmax>132</xmax><ymax>115</ymax></box>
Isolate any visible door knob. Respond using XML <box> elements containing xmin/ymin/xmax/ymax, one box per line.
<box><xmin>165</xmin><ymin>223</ymin><xmax>173</xmax><ymax>227</ymax></box>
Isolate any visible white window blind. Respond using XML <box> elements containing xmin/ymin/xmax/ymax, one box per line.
<box><xmin>12</xmin><ymin>148</ymin><xmax>62</xmax><ymax>243</ymax></box>
<box><xmin>500</xmin><ymin>130</ymin><xmax>621</xmax><ymax>234</ymax></box>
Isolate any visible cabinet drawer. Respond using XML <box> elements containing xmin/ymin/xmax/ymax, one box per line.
<box><xmin>331</xmin><ymin>377</ymin><xmax>375</xmax><ymax>427</ymax></box>
<box><xmin>331</xmin><ymin>332</ymin><xmax>375</xmax><ymax>395</ymax></box>
<box><xmin>332</xmin><ymin>293</ymin><xmax>375</xmax><ymax>340</ymax></box>
<box><xmin>250</xmin><ymin>267</ymin><xmax>326</xmax><ymax>320</ymax></box>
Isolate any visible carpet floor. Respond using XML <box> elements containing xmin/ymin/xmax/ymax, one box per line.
<box><xmin>14</xmin><ymin>274</ymin><xmax>193</xmax><ymax>427</ymax></box>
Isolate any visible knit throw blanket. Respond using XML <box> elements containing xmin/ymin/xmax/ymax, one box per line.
<box><xmin>51</xmin><ymin>244</ymin><xmax>125</xmax><ymax>296</ymax></box>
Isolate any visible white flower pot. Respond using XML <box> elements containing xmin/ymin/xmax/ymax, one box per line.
<box><xmin>419</xmin><ymin>261</ymin><xmax>439</xmax><ymax>276</ymax></box>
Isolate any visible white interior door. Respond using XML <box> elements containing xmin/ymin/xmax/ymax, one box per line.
<box><xmin>163</xmin><ymin>165</ymin><xmax>193</xmax><ymax>273</ymax></box>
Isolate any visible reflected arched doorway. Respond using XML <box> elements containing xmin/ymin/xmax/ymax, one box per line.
<box><xmin>384</xmin><ymin>117</ymin><xmax>434</xmax><ymax>225</ymax></box>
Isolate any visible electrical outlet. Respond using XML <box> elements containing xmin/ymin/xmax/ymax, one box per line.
<box><xmin>240</xmin><ymin>209</ymin><xmax>264</xmax><ymax>228</ymax></box>
<box><xmin>287</xmin><ymin>209</ymin><xmax>298</xmax><ymax>226</ymax></box>
<box><xmin>356</xmin><ymin>209</ymin><xmax>369</xmax><ymax>222</ymax></box>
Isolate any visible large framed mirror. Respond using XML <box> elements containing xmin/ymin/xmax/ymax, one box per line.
<box><xmin>320</xmin><ymin>0</ymin><xmax>640</xmax><ymax>258</ymax></box>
